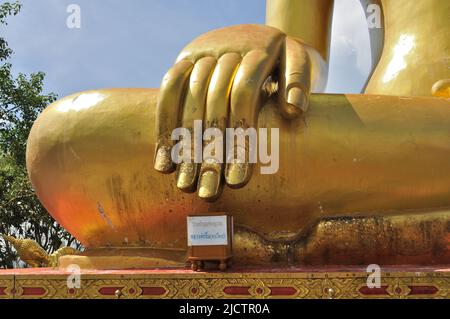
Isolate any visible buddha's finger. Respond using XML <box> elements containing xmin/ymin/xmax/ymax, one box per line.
<box><xmin>176</xmin><ymin>57</ymin><xmax>217</xmax><ymax>192</ymax></box>
<box><xmin>278</xmin><ymin>37</ymin><xmax>312</xmax><ymax>119</ymax></box>
<box><xmin>198</xmin><ymin>53</ymin><xmax>242</xmax><ymax>201</ymax></box>
<box><xmin>154</xmin><ymin>60</ymin><xmax>193</xmax><ymax>173</ymax></box>
<box><xmin>225</xmin><ymin>50</ymin><xmax>277</xmax><ymax>188</ymax></box>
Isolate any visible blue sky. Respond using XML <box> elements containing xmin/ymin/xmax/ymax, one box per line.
<box><xmin>2</xmin><ymin>0</ymin><xmax>372</xmax><ymax>98</ymax></box>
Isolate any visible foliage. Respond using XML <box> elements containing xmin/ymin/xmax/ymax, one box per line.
<box><xmin>0</xmin><ymin>1</ymin><xmax>81</xmax><ymax>268</ymax></box>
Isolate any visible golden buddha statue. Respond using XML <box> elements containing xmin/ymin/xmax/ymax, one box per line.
<box><xmin>25</xmin><ymin>0</ymin><xmax>449</xmax><ymax>269</ymax></box>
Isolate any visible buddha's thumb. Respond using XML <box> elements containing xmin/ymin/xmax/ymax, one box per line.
<box><xmin>278</xmin><ymin>37</ymin><xmax>311</xmax><ymax>120</ymax></box>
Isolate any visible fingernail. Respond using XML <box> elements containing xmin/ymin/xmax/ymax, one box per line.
<box><xmin>198</xmin><ymin>170</ymin><xmax>220</xmax><ymax>200</ymax></box>
<box><xmin>225</xmin><ymin>161</ymin><xmax>248</xmax><ymax>188</ymax></box>
<box><xmin>154</xmin><ymin>145</ymin><xmax>174</xmax><ymax>173</ymax></box>
<box><xmin>177</xmin><ymin>163</ymin><xmax>196</xmax><ymax>191</ymax></box>
<box><xmin>287</xmin><ymin>87</ymin><xmax>308</xmax><ymax>112</ymax></box>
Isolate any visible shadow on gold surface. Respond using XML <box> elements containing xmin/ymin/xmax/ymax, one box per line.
<box><xmin>26</xmin><ymin>89</ymin><xmax>450</xmax><ymax>266</ymax></box>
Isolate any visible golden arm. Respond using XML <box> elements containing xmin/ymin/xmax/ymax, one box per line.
<box><xmin>266</xmin><ymin>0</ymin><xmax>335</xmax><ymax>92</ymax></box>
<box><xmin>267</xmin><ymin>0</ymin><xmax>389</xmax><ymax>93</ymax></box>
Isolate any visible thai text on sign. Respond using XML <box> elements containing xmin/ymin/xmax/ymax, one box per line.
<box><xmin>187</xmin><ymin>216</ymin><xmax>228</xmax><ymax>246</ymax></box>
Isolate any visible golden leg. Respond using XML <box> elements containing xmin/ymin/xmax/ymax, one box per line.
<box><xmin>233</xmin><ymin>210</ymin><xmax>450</xmax><ymax>266</ymax></box>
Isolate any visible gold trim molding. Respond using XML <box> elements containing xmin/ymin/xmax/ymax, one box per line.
<box><xmin>0</xmin><ymin>268</ymin><xmax>448</xmax><ymax>299</ymax></box>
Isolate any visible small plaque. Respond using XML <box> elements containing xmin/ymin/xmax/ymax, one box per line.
<box><xmin>187</xmin><ymin>213</ymin><xmax>233</xmax><ymax>271</ymax></box>
<box><xmin>187</xmin><ymin>215</ymin><xmax>228</xmax><ymax>246</ymax></box>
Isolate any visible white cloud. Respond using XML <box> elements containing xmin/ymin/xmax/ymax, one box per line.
<box><xmin>327</xmin><ymin>0</ymin><xmax>372</xmax><ymax>93</ymax></box>
<box><xmin>4</xmin><ymin>0</ymin><xmax>370</xmax><ymax>96</ymax></box>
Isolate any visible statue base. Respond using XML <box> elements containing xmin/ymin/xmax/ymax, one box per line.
<box><xmin>56</xmin><ymin>211</ymin><xmax>450</xmax><ymax>270</ymax></box>
<box><xmin>58</xmin><ymin>247</ymin><xmax>186</xmax><ymax>270</ymax></box>
<box><xmin>0</xmin><ymin>266</ymin><xmax>448</xmax><ymax>299</ymax></box>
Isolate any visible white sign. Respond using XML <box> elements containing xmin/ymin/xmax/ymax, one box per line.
<box><xmin>187</xmin><ymin>215</ymin><xmax>228</xmax><ymax>246</ymax></box>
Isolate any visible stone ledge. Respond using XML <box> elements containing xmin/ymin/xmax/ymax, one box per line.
<box><xmin>0</xmin><ymin>266</ymin><xmax>448</xmax><ymax>299</ymax></box>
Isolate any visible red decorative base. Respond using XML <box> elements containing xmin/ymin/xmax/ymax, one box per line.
<box><xmin>0</xmin><ymin>266</ymin><xmax>448</xmax><ymax>299</ymax></box>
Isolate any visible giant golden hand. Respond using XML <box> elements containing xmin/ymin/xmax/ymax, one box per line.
<box><xmin>154</xmin><ymin>24</ymin><xmax>313</xmax><ymax>200</ymax></box>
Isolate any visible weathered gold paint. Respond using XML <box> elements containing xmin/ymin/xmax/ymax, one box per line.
<box><xmin>267</xmin><ymin>0</ymin><xmax>450</xmax><ymax>96</ymax></box>
<box><xmin>27</xmin><ymin>89</ymin><xmax>450</xmax><ymax>265</ymax></box>
<box><xmin>365</xmin><ymin>0</ymin><xmax>450</xmax><ymax>96</ymax></box>
<box><xmin>25</xmin><ymin>0</ymin><xmax>450</xmax><ymax>266</ymax></box>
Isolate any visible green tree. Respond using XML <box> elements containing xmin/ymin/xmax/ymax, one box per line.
<box><xmin>0</xmin><ymin>1</ymin><xmax>80</xmax><ymax>268</ymax></box>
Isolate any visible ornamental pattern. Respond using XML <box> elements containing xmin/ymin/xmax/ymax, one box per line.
<box><xmin>0</xmin><ymin>270</ymin><xmax>447</xmax><ymax>299</ymax></box>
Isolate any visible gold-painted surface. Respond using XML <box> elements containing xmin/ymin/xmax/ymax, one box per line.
<box><xmin>58</xmin><ymin>247</ymin><xmax>186</xmax><ymax>270</ymax></box>
<box><xmin>266</xmin><ymin>0</ymin><xmax>334</xmax><ymax>61</ymax></box>
<box><xmin>1</xmin><ymin>235</ymin><xmax>49</xmax><ymax>268</ymax></box>
<box><xmin>365</xmin><ymin>0</ymin><xmax>450</xmax><ymax>96</ymax></box>
<box><xmin>26</xmin><ymin>88</ymin><xmax>450</xmax><ymax>265</ymax></box>
<box><xmin>156</xmin><ymin>24</ymin><xmax>321</xmax><ymax>198</ymax></box>
<box><xmin>0</xmin><ymin>275</ymin><xmax>14</xmax><ymax>299</ymax></box>
<box><xmin>266</xmin><ymin>0</ymin><xmax>450</xmax><ymax>96</ymax></box>
<box><xmin>54</xmin><ymin>211</ymin><xmax>450</xmax><ymax>269</ymax></box>
<box><xmin>432</xmin><ymin>79</ymin><xmax>450</xmax><ymax>98</ymax></box>
<box><xmin>152</xmin><ymin>0</ymin><xmax>449</xmax><ymax>201</ymax></box>
<box><xmin>293</xmin><ymin>211</ymin><xmax>450</xmax><ymax>265</ymax></box>
<box><xmin>1</xmin><ymin>234</ymin><xmax>79</xmax><ymax>268</ymax></box>
<box><xmin>22</xmin><ymin>0</ymin><xmax>450</xmax><ymax>267</ymax></box>
<box><xmin>3</xmin><ymin>269</ymin><xmax>448</xmax><ymax>299</ymax></box>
